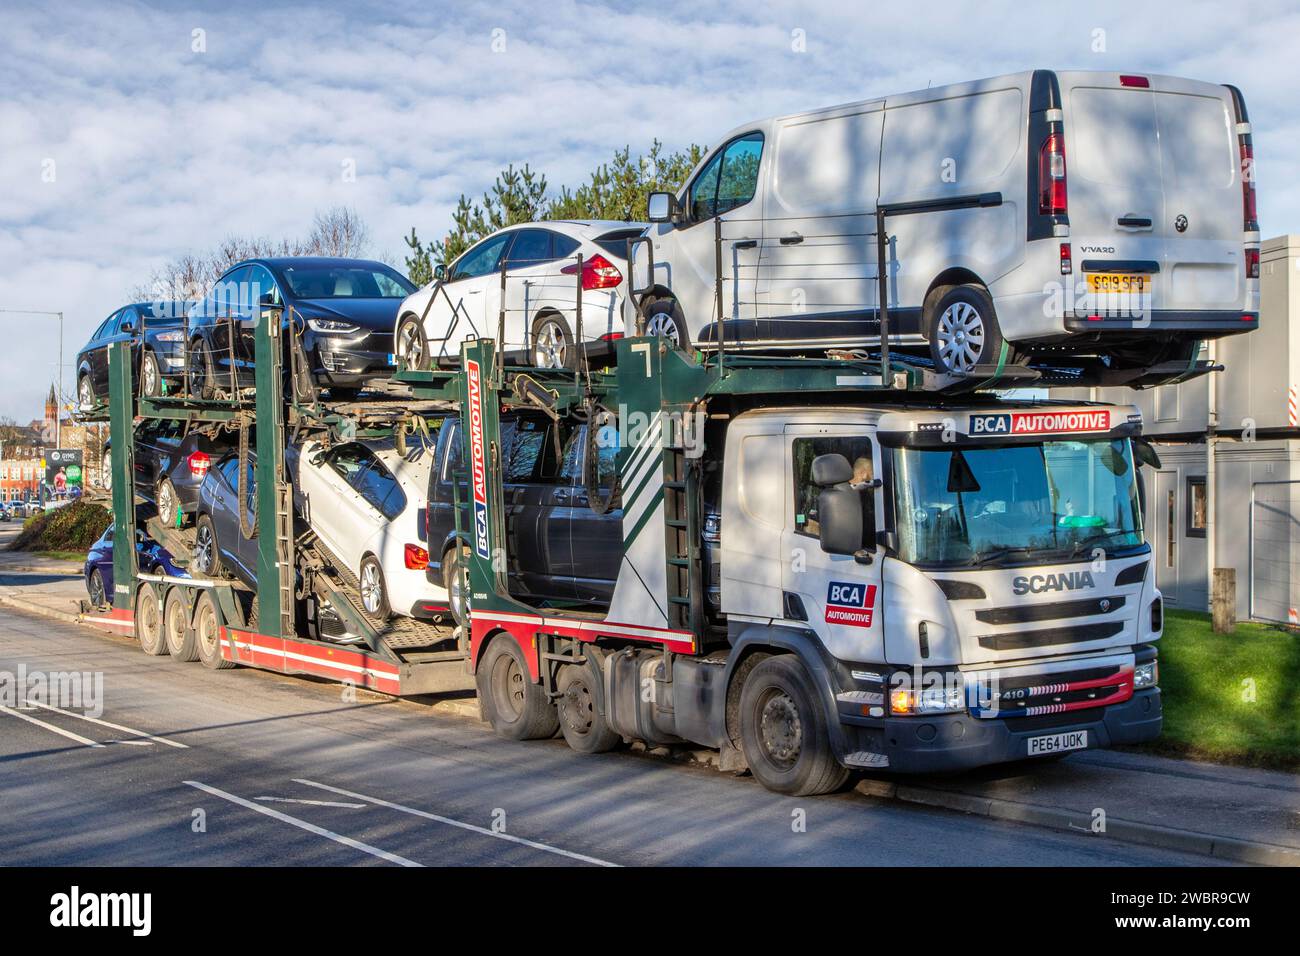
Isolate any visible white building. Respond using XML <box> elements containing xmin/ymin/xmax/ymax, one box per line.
<box><xmin>1069</xmin><ymin>234</ymin><xmax>1300</xmax><ymax>623</ymax></box>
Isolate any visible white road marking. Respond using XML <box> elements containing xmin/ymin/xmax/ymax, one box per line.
<box><xmin>294</xmin><ymin>778</ymin><xmax>619</xmax><ymax>867</ymax></box>
<box><xmin>0</xmin><ymin>705</ymin><xmax>104</xmax><ymax>748</ymax></box>
<box><xmin>22</xmin><ymin>699</ymin><xmax>189</xmax><ymax>748</ymax></box>
<box><xmin>185</xmin><ymin>781</ymin><xmax>420</xmax><ymax>867</ymax></box>
<box><xmin>256</xmin><ymin>796</ymin><xmax>366</xmax><ymax>809</ymax></box>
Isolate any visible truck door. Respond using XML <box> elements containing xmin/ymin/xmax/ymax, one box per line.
<box><xmin>562</xmin><ymin>424</ymin><xmax>623</xmax><ymax>605</ymax></box>
<box><xmin>779</xmin><ymin>424</ymin><xmax>885</xmax><ymax>662</ymax></box>
<box><xmin>501</xmin><ymin>416</ymin><xmax>575</xmax><ymax>601</ymax></box>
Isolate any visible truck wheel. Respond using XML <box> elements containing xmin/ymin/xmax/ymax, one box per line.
<box><xmin>556</xmin><ymin>661</ymin><xmax>619</xmax><ymax>754</ymax></box>
<box><xmin>157</xmin><ymin>478</ymin><xmax>182</xmax><ymax>528</ymax></box>
<box><xmin>359</xmin><ymin>555</ymin><xmax>391</xmax><ymax>619</ymax></box>
<box><xmin>927</xmin><ymin>284</ymin><xmax>1010</xmax><ymax>375</ymax></box>
<box><xmin>738</xmin><ymin>655</ymin><xmax>850</xmax><ymax>796</ymax></box>
<box><xmin>164</xmin><ymin>587</ymin><xmax>200</xmax><ymax>662</ymax></box>
<box><xmin>477</xmin><ymin>634</ymin><xmax>559</xmax><ymax>740</ymax></box>
<box><xmin>193</xmin><ymin>515</ymin><xmax>223</xmax><ymax>577</ymax></box>
<box><xmin>135</xmin><ymin>582</ymin><xmax>167</xmax><ymax>656</ymax></box>
<box><xmin>194</xmin><ymin>591</ymin><xmax>235</xmax><ymax>669</ymax></box>
<box><xmin>443</xmin><ymin>544</ymin><xmax>469</xmax><ymax>628</ymax></box>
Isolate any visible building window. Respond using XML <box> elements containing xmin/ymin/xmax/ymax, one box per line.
<box><xmin>1186</xmin><ymin>477</ymin><xmax>1207</xmax><ymax>538</ymax></box>
<box><xmin>1166</xmin><ymin>489</ymin><xmax>1176</xmax><ymax>568</ymax></box>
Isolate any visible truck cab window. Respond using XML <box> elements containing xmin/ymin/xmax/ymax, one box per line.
<box><xmin>792</xmin><ymin>437</ymin><xmax>875</xmax><ymax>541</ymax></box>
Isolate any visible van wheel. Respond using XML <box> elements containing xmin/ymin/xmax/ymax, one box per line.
<box><xmin>359</xmin><ymin>555</ymin><xmax>391</xmax><ymax>619</ymax></box>
<box><xmin>140</xmin><ymin>350</ymin><xmax>162</xmax><ymax>397</ymax></box>
<box><xmin>531</xmin><ymin>313</ymin><xmax>576</xmax><ymax>370</ymax></box>
<box><xmin>477</xmin><ymin>634</ymin><xmax>560</xmax><ymax>740</ymax></box>
<box><xmin>557</xmin><ymin>661</ymin><xmax>619</xmax><ymax>754</ymax></box>
<box><xmin>443</xmin><ymin>544</ymin><xmax>469</xmax><ymax>628</ymax></box>
<box><xmin>395</xmin><ymin>314</ymin><xmax>429</xmax><ymax>370</ymax></box>
<box><xmin>135</xmin><ymin>582</ymin><xmax>167</xmax><ymax>656</ymax></box>
<box><xmin>927</xmin><ymin>284</ymin><xmax>1010</xmax><ymax>375</ymax></box>
<box><xmin>164</xmin><ymin>587</ymin><xmax>200</xmax><ymax>661</ymax></box>
<box><xmin>738</xmin><ymin>655</ymin><xmax>850</xmax><ymax>796</ymax></box>
<box><xmin>157</xmin><ymin>478</ymin><xmax>182</xmax><ymax>528</ymax></box>
<box><xmin>194</xmin><ymin>591</ymin><xmax>235</xmax><ymax>669</ymax></box>
<box><xmin>193</xmin><ymin>515</ymin><xmax>223</xmax><ymax>578</ymax></box>
<box><xmin>643</xmin><ymin>298</ymin><xmax>690</xmax><ymax>350</ymax></box>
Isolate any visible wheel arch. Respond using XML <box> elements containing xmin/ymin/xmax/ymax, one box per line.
<box><xmin>923</xmin><ymin>268</ymin><xmax>989</xmax><ymax>325</ymax></box>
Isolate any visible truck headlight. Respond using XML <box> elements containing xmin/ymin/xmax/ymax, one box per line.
<box><xmin>889</xmin><ymin>685</ymin><xmax>965</xmax><ymax>715</ymax></box>
<box><xmin>1134</xmin><ymin>661</ymin><xmax>1158</xmax><ymax>689</ymax></box>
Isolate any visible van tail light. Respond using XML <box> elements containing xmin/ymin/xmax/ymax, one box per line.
<box><xmin>1059</xmin><ymin>242</ymin><xmax>1072</xmax><ymax>275</ymax></box>
<box><xmin>1240</xmin><ymin>141</ymin><xmax>1258</xmax><ymax>232</ymax></box>
<box><xmin>561</xmin><ymin>253</ymin><xmax>623</xmax><ymax>291</ymax></box>
<box><xmin>1246</xmin><ymin>248</ymin><xmax>1260</xmax><ymax>279</ymax></box>
<box><xmin>187</xmin><ymin>452</ymin><xmax>211</xmax><ymax>479</ymax></box>
<box><xmin>404</xmin><ymin>544</ymin><xmax>429</xmax><ymax>570</ymax></box>
<box><xmin>1038</xmin><ymin>131</ymin><xmax>1068</xmax><ymax>216</ymax></box>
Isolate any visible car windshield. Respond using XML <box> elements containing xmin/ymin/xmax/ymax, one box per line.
<box><xmin>890</xmin><ymin>438</ymin><xmax>1143</xmax><ymax>567</ymax></box>
<box><xmin>279</xmin><ymin>264</ymin><xmax>416</xmax><ymax>299</ymax></box>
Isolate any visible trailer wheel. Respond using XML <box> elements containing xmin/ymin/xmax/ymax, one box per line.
<box><xmin>164</xmin><ymin>587</ymin><xmax>200</xmax><ymax>662</ymax></box>
<box><xmin>135</xmin><ymin>582</ymin><xmax>167</xmax><ymax>656</ymax></box>
<box><xmin>194</xmin><ymin>591</ymin><xmax>235</xmax><ymax>670</ymax></box>
<box><xmin>738</xmin><ymin>655</ymin><xmax>850</xmax><ymax>796</ymax></box>
<box><xmin>927</xmin><ymin>284</ymin><xmax>1011</xmax><ymax>376</ymax></box>
<box><xmin>556</xmin><ymin>661</ymin><xmax>619</xmax><ymax>754</ymax></box>
<box><xmin>477</xmin><ymin>634</ymin><xmax>560</xmax><ymax>740</ymax></box>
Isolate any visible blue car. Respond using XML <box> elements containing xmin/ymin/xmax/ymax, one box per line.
<box><xmin>84</xmin><ymin>524</ymin><xmax>189</xmax><ymax>608</ymax></box>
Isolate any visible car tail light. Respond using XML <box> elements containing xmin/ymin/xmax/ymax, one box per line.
<box><xmin>1119</xmin><ymin>74</ymin><xmax>1149</xmax><ymax>88</ymax></box>
<box><xmin>1240</xmin><ymin>141</ymin><xmax>1258</xmax><ymax>232</ymax></box>
<box><xmin>599</xmin><ymin>332</ymin><xmax>624</xmax><ymax>342</ymax></box>
<box><xmin>1246</xmin><ymin>248</ymin><xmax>1260</xmax><ymax>279</ymax></box>
<box><xmin>187</xmin><ymin>452</ymin><xmax>211</xmax><ymax>479</ymax></box>
<box><xmin>1059</xmin><ymin>242</ymin><xmax>1072</xmax><ymax>275</ymax></box>
<box><xmin>1038</xmin><ymin>131</ymin><xmax>1067</xmax><ymax>216</ymax></box>
<box><xmin>561</xmin><ymin>253</ymin><xmax>623</xmax><ymax>291</ymax></box>
<box><xmin>404</xmin><ymin>544</ymin><xmax>429</xmax><ymax>570</ymax></box>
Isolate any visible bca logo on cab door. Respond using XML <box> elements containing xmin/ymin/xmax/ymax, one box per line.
<box><xmin>825</xmin><ymin>581</ymin><xmax>878</xmax><ymax>629</ymax></box>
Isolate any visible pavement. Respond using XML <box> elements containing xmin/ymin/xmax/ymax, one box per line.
<box><xmin>1</xmin><ymin>523</ymin><xmax>1298</xmax><ymax>866</ymax></box>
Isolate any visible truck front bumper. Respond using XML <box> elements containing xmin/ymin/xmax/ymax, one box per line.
<box><xmin>861</xmin><ymin>688</ymin><xmax>1162</xmax><ymax>773</ymax></box>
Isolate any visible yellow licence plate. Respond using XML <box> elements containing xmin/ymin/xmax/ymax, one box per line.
<box><xmin>1087</xmin><ymin>272</ymin><xmax>1151</xmax><ymax>294</ymax></box>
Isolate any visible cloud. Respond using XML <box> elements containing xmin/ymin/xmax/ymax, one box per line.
<box><xmin>0</xmin><ymin>0</ymin><xmax>1296</xmax><ymax>419</ymax></box>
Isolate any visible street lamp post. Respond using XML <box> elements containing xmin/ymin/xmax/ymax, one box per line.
<box><xmin>0</xmin><ymin>308</ymin><xmax>65</xmax><ymax>445</ymax></box>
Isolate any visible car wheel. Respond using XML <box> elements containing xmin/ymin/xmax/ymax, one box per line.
<box><xmin>738</xmin><ymin>654</ymin><xmax>851</xmax><ymax>796</ymax></box>
<box><xmin>194</xmin><ymin>591</ymin><xmax>235</xmax><ymax>669</ymax></box>
<box><xmin>927</xmin><ymin>284</ymin><xmax>1011</xmax><ymax>376</ymax></box>
<box><xmin>135</xmin><ymin>582</ymin><xmax>167</xmax><ymax>656</ymax></box>
<box><xmin>101</xmin><ymin>448</ymin><xmax>112</xmax><ymax>493</ymax></box>
<box><xmin>164</xmin><ymin>587</ymin><xmax>200</xmax><ymax>661</ymax></box>
<box><xmin>395</xmin><ymin>314</ymin><xmax>430</xmax><ymax>371</ymax></box>
<box><xmin>530</xmin><ymin>313</ymin><xmax>576</xmax><ymax>370</ymax></box>
<box><xmin>78</xmin><ymin>375</ymin><xmax>95</xmax><ymax>412</ymax></box>
<box><xmin>189</xmin><ymin>338</ymin><xmax>215</xmax><ymax>400</ymax></box>
<box><xmin>476</xmin><ymin>634</ymin><xmax>560</xmax><ymax>740</ymax></box>
<box><xmin>443</xmin><ymin>544</ymin><xmax>469</xmax><ymax>628</ymax></box>
<box><xmin>556</xmin><ymin>660</ymin><xmax>620</xmax><ymax>754</ymax></box>
<box><xmin>642</xmin><ymin>298</ymin><xmax>690</xmax><ymax>350</ymax></box>
<box><xmin>87</xmin><ymin>568</ymin><xmax>107</xmax><ymax>607</ymax></box>
<box><xmin>193</xmin><ymin>515</ymin><xmax>223</xmax><ymax>577</ymax></box>
<box><xmin>359</xmin><ymin>555</ymin><xmax>391</xmax><ymax>619</ymax></box>
<box><xmin>157</xmin><ymin>478</ymin><xmax>182</xmax><ymax>528</ymax></box>
<box><xmin>140</xmin><ymin>350</ymin><xmax>162</xmax><ymax>397</ymax></box>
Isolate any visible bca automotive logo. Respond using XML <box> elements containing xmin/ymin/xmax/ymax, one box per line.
<box><xmin>466</xmin><ymin>359</ymin><xmax>490</xmax><ymax>560</ymax></box>
<box><xmin>825</xmin><ymin>581</ymin><xmax>877</xmax><ymax>629</ymax></box>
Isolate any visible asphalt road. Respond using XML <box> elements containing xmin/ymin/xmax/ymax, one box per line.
<box><xmin>0</xmin><ymin>601</ymin><xmax>1228</xmax><ymax>868</ymax></box>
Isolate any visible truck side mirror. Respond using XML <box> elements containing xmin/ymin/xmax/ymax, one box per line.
<box><xmin>818</xmin><ymin>485</ymin><xmax>864</xmax><ymax>556</ymax></box>
<box><xmin>647</xmin><ymin>191</ymin><xmax>678</xmax><ymax>224</ymax></box>
<box><xmin>1133</xmin><ymin>437</ymin><xmax>1161</xmax><ymax>469</ymax></box>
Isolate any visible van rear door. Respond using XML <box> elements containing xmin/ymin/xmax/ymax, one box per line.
<box><xmin>1062</xmin><ymin>73</ymin><xmax>1245</xmax><ymax>318</ymax></box>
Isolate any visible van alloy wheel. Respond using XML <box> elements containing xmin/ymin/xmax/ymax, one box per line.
<box><xmin>645</xmin><ymin>310</ymin><xmax>680</xmax><ymax>342</ymax></box>
<box><xmin>935</xmin><ymin>300</ymin><xmax>986</xmax><ymax>373</ymax></box>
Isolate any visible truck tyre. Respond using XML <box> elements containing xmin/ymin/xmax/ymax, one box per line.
<box><xmin>927</xmin><ymin>284</ymin><xmax>1010</xmax><ymax>376</ymax></box>
<box><xmin>164</xmin><ymin>587</ymin><xmax>200</xmax><ymax>662</ymax></box>
<box><xmin>135</xmin><ymin>582</ymin><xmax>167</xmax><ymax>655</ymax></box>
<box><xmin>194</xmin><ymin>591</ymin><xmax>235</xmax><ymax>670</ymax></box>
<box><xmin>193</xmin><ymin>515</ymin><xmax>223</xmax><ymax>578</ymax></box>
<box><xmin>556</xmin><ymin>661</ymin><xmax>619</xmax><ymax>754</ymax></box>
<box><xmin>738</xmin><ymin>655</ymin><xmax>850</xmax><ymax>796</ymax></box>
<box><xmin>443</xmin><ymin>544</ymin><xmax>469</xmax><ymax>628</ymax></box>
<box><xmin>477</xmin><ymin>634</ymin><xmax>560</xmax><ymax>740</ymax></box>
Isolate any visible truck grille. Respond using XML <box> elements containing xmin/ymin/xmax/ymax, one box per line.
<box><xmin>969</xmin><ymin>661</ymin><xmax>1133</xmax><ymax>720</ymax></box>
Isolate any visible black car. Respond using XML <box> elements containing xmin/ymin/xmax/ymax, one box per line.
<box><xmin>105</xmin><ymin>420</ymin><xmax>231</xmax><ymax>528</ymax></box>
<box><xmin>185</xmin><ymin>257</ymin><xmax>417</xmax><ymax>400</ymax></box>
<box><xmin>76</xmin><ymin>302</ymin><xmax>189</xmax><ymax>407</ymax></box>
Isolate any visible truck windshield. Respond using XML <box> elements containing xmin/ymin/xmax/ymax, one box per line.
<box><xmin>890</xmin><ymin>438</ymin><xmax>1143</xmax><ymax>567</ymax></box>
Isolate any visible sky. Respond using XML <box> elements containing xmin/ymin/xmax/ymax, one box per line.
<box><xmin>1</xmin><ymin>0</ymin><xmax>1297</xmax><ymax>421</ymax></box>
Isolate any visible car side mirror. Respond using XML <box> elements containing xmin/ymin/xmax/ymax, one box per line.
<box><xmin>120</xmin><ymin>320</ymin><xmax>135</xmax><ymax>333</ymax></box>
<box><xmin>647</xmin><ymin>191</ymin><xmax>678</xmax><ymax>224</ymax></box>
<box><xmin>434</xmin><ymin>263</ymin><xmax>447</xmax><ymax>282</ymax></box>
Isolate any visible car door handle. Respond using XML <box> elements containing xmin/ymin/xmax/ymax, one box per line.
<box><xmin>780</xmin><ymin>233</ymin><xmax>804</xmax><ymax>245</ymax></box>
<box><xmin>1117</xmin><ymin>216</ymin><xmax>1153</xmax><ymax>228</ymax></box>
<box><xmin>733</xmin><ymin>239</ymin><xmax>758</xmax><ymax>250</ymax></box>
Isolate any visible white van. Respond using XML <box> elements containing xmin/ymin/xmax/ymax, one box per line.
<box><xmin>641</xmin><ymin>70</ymin><xmax>1260</xmax><ymax>375</ymax></box>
